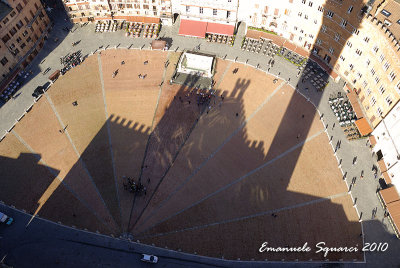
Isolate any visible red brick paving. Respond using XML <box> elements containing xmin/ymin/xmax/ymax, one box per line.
<box><xmin>47</xmin><ymin>55</ymin><xmax>121</xmax><ymax>229</ymax></box>
<box><xmin>141</xmin><ymin>195</ymin><xmax>362</xmax><ymax>261</ymax></box>
<box><xmin>100</xmin><ymin>49</ymin><xmax>167</xmax><ymax>231</ymax></box>
<box><xmin>0</xmin><ymin>134</ymin><xmax>55</xmax><ymax>213</ymax></box>
<box><xmin>12</xmin><ymin>97</ymin><xmax>118</xmax><ymax>232</ymax></box>
<box><xmin>0</xmin><ymin>50</ymin><xmax>361</xmax><ymax>262</ymax></box>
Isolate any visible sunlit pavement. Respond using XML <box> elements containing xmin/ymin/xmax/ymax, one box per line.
<box><xmin>0</xmin><ymin>11</ymin><xmax>399</xmax><ymax>267</ymax></box>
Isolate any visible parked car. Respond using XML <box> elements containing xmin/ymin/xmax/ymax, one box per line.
<box><xmin>0</xmin><ymin>212</ymin><xmax>14</xmax><ymax>225</ymax></box>
<box><xmin>141</xmin><ymin>254</ymin><xmax>158</xmax><ymax>263</ymax></box>
<box><xmin>32</xmin><ymin>86</ymin><xmax>44</xmax><ymax>98</ymax></box>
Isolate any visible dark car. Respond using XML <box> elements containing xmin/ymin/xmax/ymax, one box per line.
<box><xmin>32</xmin><ymin>86</ymin><xmax>44</xmax><ymax>98</ymax></box>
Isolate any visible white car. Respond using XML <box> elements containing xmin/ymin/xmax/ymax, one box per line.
<box><xmin>141</xmin><ymin>254</ymin><xmax>158</xmax><ymax>263</ymax></box>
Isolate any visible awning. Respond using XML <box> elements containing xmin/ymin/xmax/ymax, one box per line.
<box><xmin>347</xmin><ymin>91</ymin><xmax>364</xmax><ymax>119</ymax></box>
<box><xmin>206</xmin><ymin>22</ymin><xmax>234</xmax><ymax>36</ymax></box>
<box><xmin>369</xmin><ymin>135</ymin><xmax>377</xmax><ymax>146</ymax></box>
<box><xmin>380</xmin><ymin>187</ymin><xmax>400</xmax><ymax>205</ymax></box>
<box><xmin>378</xmin><ymin>159</ymin><xmax>388</xmax><ymax>173</ymax></box>
<box><xmin>382</xmin><ymin>171</ymin><xmax>393</xmax><ymax>185</ymax></box>
<box><xmin>386</xmin><ymin>201</ymin><xmax>400</xmax><ymax>236</ymax></box>
<box><xmin>179</xmin><ymin>19</ymin><xmax>207</xmax><ymax>38</ymax></box>
<box><xmin>355</xmin><ymin>118</ymin><xmax>372</xmax><ymax>136</ymax></box>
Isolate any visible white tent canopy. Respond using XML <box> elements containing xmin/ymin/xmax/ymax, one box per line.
<box><xmin>177</xmin><ymin>51</ymin><xmax>214</xmax><ymax>78</ymax></box>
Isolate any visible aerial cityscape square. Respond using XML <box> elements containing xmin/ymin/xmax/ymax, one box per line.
<box><xmin>0</xmin><ymin>0</ymin><xmax>400</xmax><ymax>267</ymax></box>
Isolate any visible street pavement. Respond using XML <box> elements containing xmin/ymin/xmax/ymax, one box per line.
<box><xmin>0</xmin><ymin>8</ymin><xmax>399</xmax><ymax>267</ymax></box>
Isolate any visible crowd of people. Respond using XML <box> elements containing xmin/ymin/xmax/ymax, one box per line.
<box><xmin>60</xmin><ymin>51</ymin><xmax>83</xmax><ymax>75</ymax></box>
<box><xmin>122</xmin><ymin>176</ymin><xmax>146</xmax><ymax>195</ymax></box>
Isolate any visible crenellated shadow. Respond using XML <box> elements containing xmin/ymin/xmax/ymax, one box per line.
<box><xmin>1</xmin><ymin>4</ymin><xmax>397</xmax><ymax>259</ymax></box>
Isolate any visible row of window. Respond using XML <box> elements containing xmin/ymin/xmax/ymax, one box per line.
<box><xmin>185</xmin><ymin>6</ymin><xmax>231</xmax><ymax>18</ymax></box>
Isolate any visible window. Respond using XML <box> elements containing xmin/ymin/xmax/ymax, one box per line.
<box><xmin>346</xmin><ymin>41</ymin><xmax>352</xmax><ymax>48</ymax></box>
<box><xmin>10</xmin><ymin>11</ymin><xmax>16</xmax><ymax>18</ymax></box>
<box><xmin>352</xmin><ymin>28</ymin><xmax>359</xmax><ymax>35</ymax></box>
<box><xmin>24</xmin><ymin>17</ymin><xmax>29</xmax><ymax>24</ymax></box>
<box><xmin>318</xmin><ymin>6</ymin><xmax>323</xmax><ymax>12</ymax></box>
<box><xmin>227</xmin><ymin>11</ymin><xmax>230</xmax><ymax>18</ymax></box>
<box><xmin>357</xmin><ymin>72</ymin><xmax>362</xmax><ymax>79</ymax></box>
<box><xmin>362</xmin><ymin>80</ymin><xmax>368</xmax><ymax>88</ymax></box>
<box><xmin>386</xmin><ymin>96</ymin><xmax>393</xmax><ymax>106</ymax></box>
<box><xmin>339</xmin><ymin>55</ymin><xmax>345</xmax><ymax>61</ymax></box>
<box><xmin>381</xmin><ymin>9</ymin><xmax>391</xmax><ymax>17</ymax></box>
<box><xmin>309</xmin><ymin>2</ymin><xmax>313</xmax><ymax>7</ymax></box>
<box><xmin>349</xmin><ymin>64</ymin><xmax>354</xmax><ymax>70</ymax></box>
<box><xmin>334</xmin><ymin>33</ymin><xmax>340</xmax><ymax>41</ymax></box>
<box><xmin>370</xmin><ymin>97</ymin><xmax>376</xmax><ymax>106</ymax></box>
<box><xmin>26</xmin><ymin>37</ymin><xmax>31</xmax><ymax>43</ymax></box>
<box><xmin>372</xmin><ymin>45</ymin><xmax>379</xmax><ymax>54</ymax></box>
<box><xmin>389</xmin><ymin>71</ymin><xmax>396</xmax><ymax>82</ymax></box>
<box><xmin>0</xmin><ymin>57</ymin><xmax>8</xmax><ymax>66</ymax></box>
<box><xmin>379</xmin><ymin>85</ymin><xmax>386</xmax><ymax>94</ymax></box>
<box><xmin>1</xmin><ymin>34</ymin><xmax>10</xmax><ymax>43</ymax></box>
<box><xmin>375</xmin><ymin>76</ymin><xmax>380</xmax><ymax>84</ymax></box>
<box><xmin>396</xmin><ymin>82</ymin><xmax>400</xmax><ymax>94</ymax></box>
<box><xmin>16</xmin><ymin>37</ymin><xmax>21</xmax><ymax>43</ymax></box>
<box><xmin>366</xmin><ymin>88</ymin><xmax>372</xmax><ymax>96</ymax></box>
<box><xmin>341</xmin><ymin>19</ymin><xmax>347</xmax><ymax>27</ymax></box>
<box><xmin>199</xmin><ymin>7</ymin><xmax>203</xmax><ymax>14</ymax></box>
<box><xmin>213</xmin><ymin>9</ymin><xmax>217</xmax><ymax>16</ymax></box>
<box><xmin>347</xmin><ymin>6</ymin><xmax>353</xmax><ymax>13</ymax></box>
<box><xmin>3</xmin><ymin>17</ymin><xmax>9</xmax><ymax>25</ymax></box>
<box><xmin>22</xmin><ymin>30</ymin><xmax>28</xmax><ymax>37</ymax></box>
<box><xmin>329</xmin><ymin>47</ymin><xmax>334</xmax><ymax>55</ymax></box>
<box><xmin>316</xmin><ymin>39</ymin><xmax>322</xmax><ymax>45</ymax></box>
<box><xmin>20</xmin><ymin>42</ymin><xmax>26</xmax><ymax>49</ymax></box>
<box><xmin>364</xmin><ymin>37</ymin><xmax>370</xmax><ymax>43</ymax></box>
<box><xmin>186</xmin><ymin>6</ymin><xmax>190</xmax><ymax>12</ymax></box>
<box><xmin>302</xmin><ymin>0</ymin><xmax>306</xmax><ymax>4</ymax></box>
<box><xmin>355</xmin><ymin>49</ymin><xmax>362</xmax><ymax>56</ymax></box>
<box><xmin>383</xmin><ymin>62</ymin><xmax>390</xmax><ymax>71</ymax></box>
<box><xmin>321</xmin><ymin>25</ymin><xmax>327</xmax><ymax>33</ymax></box>
<box><xmin>16</xmin><ymin>20</ymin><xmax>24</xmax><ymax>29</ymax></box>
<box><xmin>304</xmin><ymin>15</ymin><xmax>308</xmax><ymax>20</ymax></box>
<box><xmin>371</xmin><ymin>68</ymin><xmax>376</xmax><ymax>75</ymax></box>
<box><xmin>326</xmin><ymin>10</ymin><xmax>334</xmax><ymax>18</ymax></box>
<box><xmin>379</xmin><ymin>54</ymin><xmax>385</xmax><ymax>62</ymax></box>
<box><xmin>377</xmin><ymin>107</ymin><xmax>383</xmax><ymax>117</ymax></box>
<box><xmin>9</xmin><ymin>27</ymin><xmax>17</xmax><ymax>36</ymax></box>
<box><xmin>298</xmin><ymin>12</ymin><xmax>302</xmax><ymax>17</ymax></box>
<box><xmin>366</xmin><ymin>59</ymin><xmax>371</xmax><ymax>66</ymax></box>
<box><xmin>16</xmin><ymin>4</ymin><xmax>23</xmax><ymax>13</ymax></box>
